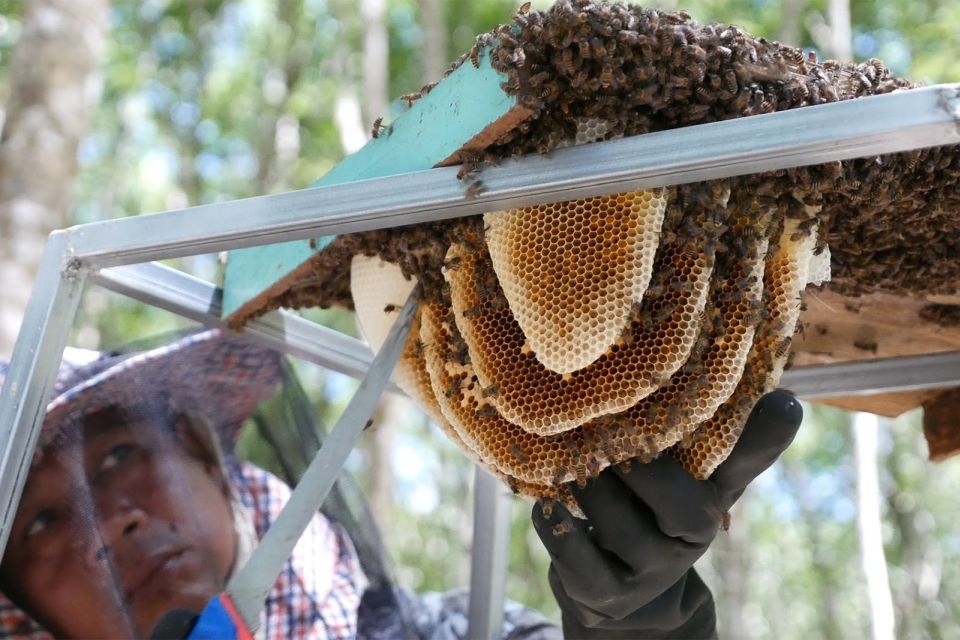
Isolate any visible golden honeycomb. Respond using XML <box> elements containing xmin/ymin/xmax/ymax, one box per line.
<box><xmin>351</xmin><ymin>255</ymin><xmax>575</xmax><ymax>507</ymax></box>
<box><xmin>350</xmin><ymin>205</ymin><xmax>818</xmax><ymax>502</ymax></box>
<box><xmin>673</xmin><ymin>220</ymin><xmax>818</xmax><ymax>478</ymax></box>
<box><xmin>395</xmin><ymin>222</ymin><xmax>767</xmax><ymax>489</ymax></box>
<box><xmin>445</xmin><ymin>228</ymin><xmax>714</xmax><ymax>435</ymax></box>
<box><xmin>234</xmin><ymin>1</ymin><xmax>960</xmax><ymax>504</ymax></box>
<box><xmin>484</xmin><ymin>189</ymin><xmax>667</xmax><ymax>373</ymax></box>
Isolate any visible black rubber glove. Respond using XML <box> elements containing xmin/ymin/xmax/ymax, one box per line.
<box><xmin>532</xmin><ymin>390</ymin><xmax>803</xmax><ymax>639</ymax></box>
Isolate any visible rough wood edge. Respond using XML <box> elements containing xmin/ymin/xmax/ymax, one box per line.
<box><xmin>922</xmin><ymin>388</ymin><xmax>960</xmax><ymax>462</ymax></box>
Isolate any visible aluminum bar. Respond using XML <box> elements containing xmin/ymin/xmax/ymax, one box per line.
<box><xmin>65</xmin><ymin>84</ymin><xmax>960</xmax><ymax>268</ymax></box>
<box><xmin>227</xmin><ymin>294</ymin><xmax>417</xmax><ymax>631</ymax></box>
<box><xmin>0</xmin><ymin>233</ymin><xmax>85</xmax><ymax>554</ymax></box>
<box><xmin>467</xmin><ymin>467</ymin><xmax>513</xmax><ymax>640</ymax></box>
<box><xmin>90</xmin><ymin>263</ymin><xmax>960</xmax><ymax>398</ymax></box>
<box><xmin>89</xmin><ymin>263</ymin><xmax>377</xmax><ymax>382</ymax></box>
<box><xmin>781</xmin><ymin>350</ymin><xmax>960</xmax><ymax>399</ymax></box>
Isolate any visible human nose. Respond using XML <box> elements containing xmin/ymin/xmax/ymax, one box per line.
<box><xmin>102</xmin><ymin>502</ymin><xmax>148</xmax><ymax>540</ymax></box>
<box><xmin>88</xmin><ymin>497</ymin><xmax>149</xmax><ymax>565</ymax></box>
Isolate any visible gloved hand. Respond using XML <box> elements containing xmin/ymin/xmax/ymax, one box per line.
<box><xmin>532</xmin><ymin>390</ymin><xmax>803</xmax><ymax>639</ymax></box>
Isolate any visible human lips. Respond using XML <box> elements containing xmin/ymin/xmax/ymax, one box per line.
<box><xmin>124</xmin><ymin>549</ymin><xmax>188</xmax><ymax>603</ymax></box>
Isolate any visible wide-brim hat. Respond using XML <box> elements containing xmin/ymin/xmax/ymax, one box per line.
<box><xmin>0</xmin><ymin>329</ymin><xmax>287</xmax><ymax>638</ymax></box>
<box><xmin>0</xmin><ymin>329</ymin><xmax>285</xmax><ymax>459</ymax></box>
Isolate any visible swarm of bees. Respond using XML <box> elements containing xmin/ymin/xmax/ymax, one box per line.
<box><xmin>235</xmin><ymin>1</ymin><xmax>959</xmax><ymax>502</ymax></box>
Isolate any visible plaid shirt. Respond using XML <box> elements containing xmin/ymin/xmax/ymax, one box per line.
<box><xmin>0</xmin><ymin>462</ymin><xmax>365</xmax><ymax>639</ymax></box>
<box><xmin>231</xmin><ymin>462</ymin><xmax>365</xmax><ymax>640</ymax></box>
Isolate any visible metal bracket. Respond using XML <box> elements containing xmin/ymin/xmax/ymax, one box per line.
<box><xmin>227</xmin><ymin>293</ymin><xmax>417</xmax><ymax>630</ymax></box>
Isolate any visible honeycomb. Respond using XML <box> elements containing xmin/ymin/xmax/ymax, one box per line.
<box><xmin>236</xmin><ymin>1</ymin><xmax>958</xmax><ymax>503</ymax></box>
<box><xmin>484</xmin><ymin>189</ymin><xmax>667</xmax><ymax>373</ymax></box>
<box><xmin>351</xmin><ymin>256</ymin><xmax>576</xmax><ymax>508</ymax></box>
<box><xmin>673</xmin><ymin>220</ymin><xmax>818</xmax><ymax>478</ymax></box>
<box><xmin>445</xmin><ymin>227</ymin><xmax>714</xmax><ymax>436</ymax></box>
<box><xmin>400</xmin><ymin>218</ymin><xmax>767</xmax><ymax>488</ymax></box>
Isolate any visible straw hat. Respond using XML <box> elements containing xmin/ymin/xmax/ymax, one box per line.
<box><xmin>0</xmin><ymin>329</ymin><xmax>285</xmax><ymax>459</ymax></box>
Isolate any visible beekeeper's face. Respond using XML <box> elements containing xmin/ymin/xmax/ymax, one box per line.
<box><xmin>0</xmin><ymin>405</ymin><xmax>237</xmax><ymax>638</ymax></box>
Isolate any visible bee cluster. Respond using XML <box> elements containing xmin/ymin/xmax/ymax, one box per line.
<box><xmin>233</xmin><ymin>1</ymin><xmax>959</xmax><ymax>498</ymax></box>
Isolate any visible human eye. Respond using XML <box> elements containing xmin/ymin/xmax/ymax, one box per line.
<box><xmin>98</xmin><ymin>443</ymin><xmax>134</xmax><ymax>473</ymax></box>
<box><xmin>24</xmin><ymin>509</ymin><xmax>57</xmax><ymax>539</ymax></box>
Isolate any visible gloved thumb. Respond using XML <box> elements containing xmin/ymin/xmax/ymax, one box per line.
<box><xmin>710</xmin><ymin>389</ymin><xmax>802</xmax><ymax>509</ymax></box>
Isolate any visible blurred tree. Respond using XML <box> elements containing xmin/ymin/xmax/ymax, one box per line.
<box><xmin>0</xmin><ymin>0</ymin><xmax>108</xmax><ymax>356</ymax></box>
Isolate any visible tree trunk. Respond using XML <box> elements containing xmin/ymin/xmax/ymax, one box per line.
<box><xmin>778</xmin><ymin>0</ymin><xmax>805</xmax><ymax>48</ymax></box>
<box><xmin>853</xmin><ymin>412</ymin><xmax>897</xmax><ymax>640</ymax></box>
<box><xmin>710</xmin><ymin>501</ymin><xmax>752</xmax><ymax>638</ymax></box>
<box><xmin>363</xmin><ymin>392</ymin><xmax>406</xmax><ymax>530</ymax></box>
<box><xmin>782</xmin><ymin>457</ymin><xmax>843</xmax><ymax>639</ymax></box>
<box><xmin>361</xmin><ymin>0</ymin><xmax>388</xmax><ymax>125</ymax></box>
<box><xmin>0</xmin><ymin>0</ymin><xmax>109</xmax><ymax>356</ymax></box>
<box><xmin>418</xmin><ymin>0</ymin><xmax>447</xmax><ymax>87</ymax></box>
<box><xmin>826</xmin><ymin>0</ymin><xmax>852</xmax><ymax>61</ymax></box>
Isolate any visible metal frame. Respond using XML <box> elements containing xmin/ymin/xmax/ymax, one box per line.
<box><xmin>228</xmin><ymin>294</ymin><xmax>418</xmax><ymax>630</ymax></box>
<box><xmin>1</xmin><ymin>84</ymin><xmax>959</xmax><ymax>636</ymax></box>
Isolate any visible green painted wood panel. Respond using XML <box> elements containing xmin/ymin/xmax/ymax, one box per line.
<box><xmin>222</xmin><ymin>50</ymin><xmax>516</xmax><ymax>321</ymax></box>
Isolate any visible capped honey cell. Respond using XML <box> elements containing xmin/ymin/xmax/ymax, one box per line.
<box><xmin>484</xmin><ymin>189</ymin><xmax>667</xmax><ymax>374</ymax></box>
<box><xmin>445</xmin><ymin>233</ymin><xmax>714</xmax><ymax>436</ymax></box>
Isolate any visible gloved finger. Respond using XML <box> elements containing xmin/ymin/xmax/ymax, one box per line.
<box><xmin>532</xmin><ymin>500</ymin><xmax>631</xmax><ymax>606</ymax></box>
<box><xmin>710</xmin><ymin>389</ymin><xmax>803</xmax><ymax>509</ymax></box>
<box><xmin>568</xmin><ymin>472</ymin><xmax>698</xmax><ymax>578</ymax></box>
<box><xmin>552</xmin><ymin>566</ymin><xmax>717</xmax><ymax>637</ymax></box>
<box><xmin>612</xmin><ymin>455</ymin><xmax>722</xmax><ymax>546</ymax></box>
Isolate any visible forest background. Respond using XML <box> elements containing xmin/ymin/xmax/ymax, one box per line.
<box><xmin>0</xmin><ymin>0</ymin><xmax>958</xmax><ymax>637</ymax></box>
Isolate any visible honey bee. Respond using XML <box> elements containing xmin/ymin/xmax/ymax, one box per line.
<box><xmin>464</xmin><ymin>180</ymin><xmax>486</xmax><ymax>200</ymax></box>
<box><xmin>784</xmin><ymin>47</ymin><xmax>804</xmax><ymax>67</ymax></box>
<box><xmin>731</xmin><ymin>87</ymin><xmax>751</xmax><ymax>112</ymax></box>
<box><xmin>383</xmin><ymin>303</ymin><xmax>398</xmax><ymax>313</ymax></box>
<box><xmin>481</xmin><ymin>384</ymin><xmax>499</xmax><ymax>398</ymax></box>
<box><xmin>516</xmin><ymin>1</ymin><xmax>531</xmax><ymax>15</ymax></box>
<box><xmin>444</xmin><ymin>377</ymin><xmax>462</xmax><ymax>399</ymax></box>
<box><xmin>574</xmin><ymin>464</ymin><xmax>587</xmax><ymax>488</ymax></box>
<box><xmin>789</xmin><ymin>217</ymin><xmax>818</xmax><ymax>241</ymax></box>
<box><xmin>510</xmin><ymin>443</ymin><xmax>530</xmax><ymax>464</ymax></box>
<box><xmin>558</xmin><ymin>48</ymin><xmax>575</xmax><ymax>75</ymax></box>
<box><xmin>475</xmin><ymin>405</ymin><xmax>498</xmax><ymax>418</ymax></box>
<box><xmin>774</xmin><ymin>336</ymin><xmax>792</xmax><ymax>358</ymax></box>
<box><xmin>618</xmin><ymin>30</ymin><xmax>645</xmax><ymax>47</ymax></box>
<box><xmin>590</xmin><ymin>37</ymin><xmax>607</xmax><ymax>58</ymax></box>
<box><xmin>469</xmin><ymin>45</ymin><xmax>481</xmax><ymax>68</ymax></box>
<box><xmin>552</xmin><ymin>464</ymin><xmax>569</xmax><ymax>485</ymax></box>
<box><xmin>577</xmin><ymin>37</ymin><xmax>591</xmax><ymax>59</ymax></box>
<box><xmin>600</xmin><ymin>65</ymin><xmax>613</xmax><ymax>88</ymax></box>
<box><xmin>540</xmin><ymin>499</ymin><xmax>555</xmax><ymax>518</ymax></box>
<box><xmin>400</xmin><ymin>92</ymin><xmax>421</xmax><ymax>108</ymax></box>
<box><xmin>723</xmin><ymin>70</ymin><xmax>739</xmax><ymax>95</ymax></box>
<box><xmin>643</xmin><ymin>402</ymin><xmax>660</xmax><ymax>425</ymax></box>
<box><xmin>371</xmin><ymin>116</ymin><xmax>384</xmax><ymax>138</ymax></box>
<box><xmin>462</xmin><ymin>305</ymin><xmax>483</xmax><ymax>319</ymax></box>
